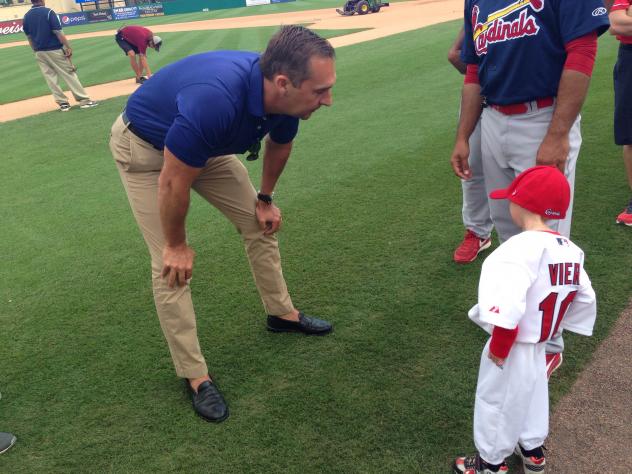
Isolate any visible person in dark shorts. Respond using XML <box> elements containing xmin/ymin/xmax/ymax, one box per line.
<box><xmin>115</xmin><ymin>25</ymin><xmax>162</xmax><ymax>84</ymax></box>
<box><xmin>610</xmin><ymin>1</ymin><xmax>632</xmax><ymax>226</ymax></box>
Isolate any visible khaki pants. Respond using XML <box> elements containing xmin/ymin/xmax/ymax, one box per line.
<box><xmin>109</xmin><ymin>115</ymin><xmax>294</xmax><ymax>379</ymax></box>
<box><xmin>35</xmin><ymin>49</ymin><xmax>90</xmax><ymax>105</ymax></box>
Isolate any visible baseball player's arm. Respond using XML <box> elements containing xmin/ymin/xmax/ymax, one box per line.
<box><xmin>537</xmin><ymin>33</ymin><xmax>597</xmax><ymax>170</ymax></box>
<box><xmin>609</xmin><ymin>8</ymin><xmax>632</xmax><ymax>36</ymax></box>
<box><xmin>158</xmin><ymin>147</ymin><xmax>204</xmax><ymax>288</ymax></box>
<box><xmin>450</xmin><ymin>78</ymin><xmax>482</xmax><ymax>179</ymax></box>
<box><xmin>488</xmin><ymin>325</ymin><xmax>519</xmax><ymax>368</ymax></box>
<box><xmin>448</xmin><ymin>28</ymin><xmax>467</xmax><ymax>75</ymax></box>
<box><xmin>257</xmin><ymin>137</ymin><xmax>293</xmax><ymax>235</ymax></box>
<box><xmin>53</xmin><ymin>31</ymin><xmax>72</xmax><ymax>57</ymax></box>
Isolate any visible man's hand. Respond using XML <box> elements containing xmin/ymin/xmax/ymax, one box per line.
<box><xmin>256</xmin><ymin>201</ymin><xmax>282</xmax><ymax>235</ymax></box>
<box><xmin>161</xmin><ymin>244</ymin><xmax>195</xmax><ymax>288</ymax></box>
<box><xmin>488</xmin><ymin>350</ymin><xmax>505</xmax><ymax>369</ymax></box>
<box><xmin>63</xmin><ymin>47</ymin><xmax>72</xmax><ymax>58</ymax></box>
<box><xmin>450</xmin><ymin>139</ymin><xmax>471</xmax><ymax>180</ymax></box>
<box><xmin>536</xmin><ymin>133</ymin><xmax>569</xmax><ymax>171</ymax></box>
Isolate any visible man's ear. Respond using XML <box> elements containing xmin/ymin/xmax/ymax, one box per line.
<box><xmin>274</xmin><ymin>74</ymin><xmax>291</xmax><ymax>95</ymax></box>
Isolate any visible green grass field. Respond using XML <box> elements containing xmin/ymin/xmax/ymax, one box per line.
<box><xmin>1</xmin><ymin>7</ymin><xmax>631</xmax><ymax>474</ymax></box>
<box><xmin>0</xmin><ymin>27</ymin><xmax>362</xmax><ymax>104</ymax></box>
<box><xmin>0</xmin><ymin>0</ymin><xmax>406</xmax><ymax>45</ymax></box>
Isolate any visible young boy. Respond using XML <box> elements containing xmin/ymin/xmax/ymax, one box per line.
<box><xmin>453</xmin><ymin>166</ymin><xmax>597</xmax><ymax>474</ymax></box>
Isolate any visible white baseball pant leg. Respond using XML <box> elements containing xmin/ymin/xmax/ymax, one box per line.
<box><xmin>474</xmin><ymin>339</ymin><xmax>549</xmax><ymax>465</ymax></box>
<box><xmin>462</xmin><ymin>119</ymin><xmax>494</xmax><ymax>239</ymax></box>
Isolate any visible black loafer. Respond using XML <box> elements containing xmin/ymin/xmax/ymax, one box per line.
<box><xmin>186</xmin><ymin>380</ymin><xmax>229</xmax><ymax>423</ymax></box>
<box><xmin>266</xmin><ymin>312</ymin><xmax>333</xmax><ymax>335</ymax></box>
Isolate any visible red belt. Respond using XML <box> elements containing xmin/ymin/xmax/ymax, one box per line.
<box><xmin>489</xmin><ymin>97</ymin><xmax>555</xmax><ymax>115</ymax></box>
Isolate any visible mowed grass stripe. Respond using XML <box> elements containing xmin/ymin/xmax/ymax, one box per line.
<box><xmin>0</xmin><ymin>0</ymin><xmax>410</xmax><ymax>45</ymax></box>
<box><xmin>0</xmin><ymin>27</ymin><xmax>363</xmax><ymax>105</ymax></box>
<box><xmin>0</xmin><ymin>22</ymin><xmax>630</xmax><ymax>473</ymax></box>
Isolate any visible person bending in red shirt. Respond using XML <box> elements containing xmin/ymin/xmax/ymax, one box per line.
<box><xmin>115</xmin><ymin>25</ymin><xmax>162</xmax><ymax>84</ymax></box>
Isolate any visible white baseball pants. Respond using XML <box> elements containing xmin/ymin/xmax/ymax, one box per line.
<box><xmin>474</xmin><ymin>339</ymin><xmax>549</xmax><ymax>465</ymax></box>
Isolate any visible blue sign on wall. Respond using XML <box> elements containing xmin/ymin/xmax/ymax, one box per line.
<box><xmin>112</xmin><ymin>6</ymin><xmax>140</xmax><ymax>20</ymax></box>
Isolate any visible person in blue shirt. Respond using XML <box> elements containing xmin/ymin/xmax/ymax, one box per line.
<box><xmin>109</xmin><ymin>25</ymin><xmax>336</xmax><ymax>423</ymax></box>
<box><xmin>22</xmin><ymin>0</ymin><xmax>97</xmax><ymax>111</ymax></box>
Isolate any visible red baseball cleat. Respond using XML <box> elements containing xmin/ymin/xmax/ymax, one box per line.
<box><xmin>514</xmin><ymin>445</ymin><xmax>546</xmax><ymax>474</ymax></box>
<box><xmin>453</xmin><ymin>453</ymin><xmax>508</xmax><ymax>474</ymax></box>
<box><xmin>453</xmin><ymin>230</ymin><xmax>491</xmax><ymax>264</ymax></box>
<box><xmin>616</xmin><ymin>200</ymin><xmax>632</xmax><ymax>226</ymax></box>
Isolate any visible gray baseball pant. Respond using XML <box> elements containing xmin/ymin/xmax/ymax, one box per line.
<box><xmin>480</xmin><ymin>104</ymin><xmax>582</xmax><ymax>354</ymax></box>
<box><xmin>461</xmin><ymin>119</ymin><xmax>493</xmax><ymax>239</ymax></box>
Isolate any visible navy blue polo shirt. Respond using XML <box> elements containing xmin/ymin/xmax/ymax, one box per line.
<box><xmin>461</xmin><ymin>0</ymin><xmax>609</xmax><ymax>105</ymax></box>
<box><xmin>125</xmin><ymin>51</ymin><xmax>300</xmax><ymax>168</ymax></box>
<box><xmin>23</xmin><ymin>6</ymin><xmax>63</xmax><ymax>51</ymax></box>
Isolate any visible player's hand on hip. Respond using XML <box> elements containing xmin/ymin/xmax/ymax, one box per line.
<box><xmin>536</xmin><ymin>133</ymin><xmax>569</xmax><ymax>172</ymax></box>
<box><xmin>487</xmin><ymin>350</ymin><xmax>506</xmax><ymax>369</ymax></box>
<box><xmin>450</xmin><ymin>139</ymin><xmax>471</xmax><ymax>180</ymax></box>
<box><xmin>256</xmin><ymin>201</ymin><xmax>282</xmax><ymax>235</ymax></box>
<box><xmin>161</xmin><ymin>244</ymin><xmax>195</xmax><ymax>288</ymax></box>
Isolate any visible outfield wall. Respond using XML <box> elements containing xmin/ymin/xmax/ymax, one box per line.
<box><xmin>0</xmin><ymin>0</ymin><xmax>295</xmax><ymax>35</ymax></box>
<box><xmin>0</xmin><ymin>0</ymin><xmax>78</xmax><ymax>20</ymax></box>
<box><xmin>163</xmin><ymin>0</ymin><xmax>243</xmax><ymax>15</ymax></box>
<box><xmin>163</xmin><ymin>0</ymin><xmax>294</xmax><ymax>15</ymax></box>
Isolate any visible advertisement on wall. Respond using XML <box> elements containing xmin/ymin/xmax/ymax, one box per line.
<box><xmin>60</xmin><ymin>12</ymin><xmax>88</xmax><ymax>27</ymax></box>
<box><xmin>138</xmin><ymin>3</ymin><xmax>164</xmax><ymax>17</ymax></box>
<box><xmin>112</xmin><ymin>6</ymin><xmax>140</xmax><ymax>20</ymax></box>
<box><xmin>86</xmin><ymin>9</ymin><xmax>114</xmax><ymax>22</ymax></box>
<box><xmin>0</xmin><ymin>19</ymin><xmax>23</xmax><ymax>36</ymax></box>
<box><xmin>246</xmin><ymin>0</ymin><xmax>270</xmax><ymax>5</ymax></box>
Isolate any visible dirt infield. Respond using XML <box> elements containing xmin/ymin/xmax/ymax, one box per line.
<box><xmin>545</xmin><ymin>302</ymin><xmax>632</xmax><ymax>473</ymax></box>
<box><xmin>0</xmin><ymin>0</ymin><xmax>463</xmax><ymax>122</ymax></box>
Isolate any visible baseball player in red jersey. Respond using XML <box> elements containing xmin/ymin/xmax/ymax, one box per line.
<box><xmin>115</xmin><ymin>25</ymin><xmax>162</xmax><ymax>84</ymax></box>
<box><xmin>609</xmin><ymin>1</ymin><xmax>632</xmax><ymax>225</ymax></box>
<box><xmin>453</xmin><ymin>166</ymin><xmax>597</xmax><ymax>474</ymax></box>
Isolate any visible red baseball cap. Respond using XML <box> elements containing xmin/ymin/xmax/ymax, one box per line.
<box><xmin>489</xmin><ymin>166</ymin><xmax>570</xmax><ymax>219</ymax></box>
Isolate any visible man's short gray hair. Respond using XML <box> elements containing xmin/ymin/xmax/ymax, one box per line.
<box><xmin>260</xmin><ymin>25</ymin><xmax>335</xmax><ymax>87</ymax></box>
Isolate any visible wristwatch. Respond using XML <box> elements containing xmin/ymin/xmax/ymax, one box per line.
<box><xmin>257</xmin><ymin>191</ymin><xmax>274</xmax><ymax>204</ymax></box>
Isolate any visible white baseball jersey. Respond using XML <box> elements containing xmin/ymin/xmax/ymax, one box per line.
<box><xmin>469</xmin><ymin>230</ymin><xmax>596</xmax><ymax>341</ymax></box>
<box><xmin>468</xmin><ymin>230</ymin><xmax>597</xmax><ymax>464</ymax></box>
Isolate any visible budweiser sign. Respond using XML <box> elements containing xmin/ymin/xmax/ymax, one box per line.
<box><xmin>0</xmin><ymin>20</ymin><xmax>24</xmax><ymax>36</ymax></box>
